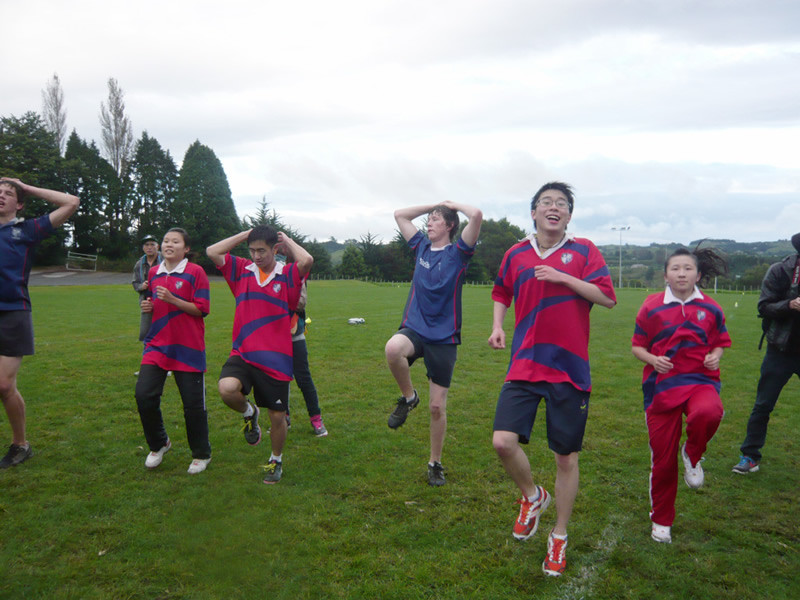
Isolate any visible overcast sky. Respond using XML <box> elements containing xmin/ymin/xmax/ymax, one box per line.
<box><xmin>3</xmin><ymin>0</ymin><xmax>799</xmax><ymax>246</ymax></box>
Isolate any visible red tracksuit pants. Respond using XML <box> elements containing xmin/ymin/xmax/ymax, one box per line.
<box><xmin>646</xmin><ymin>386</ymin><xmax>724</xmax><ymax>527</ymax></box>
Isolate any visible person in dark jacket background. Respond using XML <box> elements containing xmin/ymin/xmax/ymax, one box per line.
<box><xmin>132</xmin><ymin>234</ymin><xmax>163</xmax><ymax>342</ymax></box>
<box><xmin>733</xmin><ymin>233</ymin><xmax>800</xmax><ymax>474</ymax></box>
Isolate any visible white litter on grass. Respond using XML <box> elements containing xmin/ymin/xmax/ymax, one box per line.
<box><xmin>348</xmin><ymin>318</ymin><xmax>366</xmax><ymax>324</ymax></box>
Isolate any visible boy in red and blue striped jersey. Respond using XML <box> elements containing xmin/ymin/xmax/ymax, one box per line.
<box><xmin>489</xmin><ymin>182</ymin><xmax>616</xmax><ymax>577</ymax></box>
<box><xmin>207</xmin><ymin>226</ymin><xmax>313</xmax><ymax>484</ymax></box>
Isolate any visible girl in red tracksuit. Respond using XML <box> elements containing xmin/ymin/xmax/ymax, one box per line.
<box><xmin>631</xmin><ymin>246</ymin><xmax>731</xmax><ymax>544</ymax></box>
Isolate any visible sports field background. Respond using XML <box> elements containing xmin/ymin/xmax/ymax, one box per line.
<box><xmin>0</xmin><ymin>280</ymin><xmax>797</xmax><ymax>599</ymax></box>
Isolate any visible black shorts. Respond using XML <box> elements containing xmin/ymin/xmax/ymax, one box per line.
<box><xmin>219</xmin><ymin>355</ymin><xmax>289</xmax><ymax>412</ymax></box>
<box><xmin>398</xmin><ymin>328</ymin><xmax>458</xmax><ymax>388</ymax></box>
<box><xmin>0</xmin><ymin>311</ymin><xmax>34</xmax><ymax>357</ymax></box>
<box><xmin>493</xmin><ymin>381</ymin><xmax>590</xmax><ymax>454</ymax></box>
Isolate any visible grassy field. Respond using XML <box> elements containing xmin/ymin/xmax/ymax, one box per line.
<box><xmin>0</xmin><ymin>280</ymin><xmax>797</xmax><ymax>599</ymax></box>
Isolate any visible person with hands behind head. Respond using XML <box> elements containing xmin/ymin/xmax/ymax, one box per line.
<box><xmin>135</xmin><ymin>227</ymin><xmax>211</xmax><ymax>474</ymax></box>
<box><xmin>207</xmin><ymin>226</ymin><xmax>312</xmax><ymax>485</ymax></box>
<box><xmin>632</xmin><ymin>245</ymin><xmax>731</xmax><ymax>544</ymax></box>
<box><xmin>0</xmin><ymin>177</ymin><xmax>79</xmax><ymax>469</ymax></box>
<box><xmin>384</xmin><ymin>200</ymin><xmax>482</xmax><ymax>487</ymax></box>
<box><xmin>489</xmin><ymin>182</ymin><xmax>615</xmax><ymax>577</ymax></box>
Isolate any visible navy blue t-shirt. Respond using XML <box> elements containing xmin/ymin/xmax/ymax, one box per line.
<box><xmin>399</xmin><ymin>230</ymin><xmax>475</xmax><ymax>344</ymax></box>
<box><xmin>0</xmin><ymin>216</ymin><xmax>54</xmax><ymax>311</ymax></box>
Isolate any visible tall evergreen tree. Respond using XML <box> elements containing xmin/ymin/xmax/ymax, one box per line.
<box><xmin>63</xmin><ymin>131</ymin><xmax>118</xmax><ymax>254</ymax></box>
<box><xmin>41</xmin><ymin>73</ymin><xmax>67</xmax><ymax>155</ymax></box>
<box><xmin>130</xmin><ymin>131</ymin><xmax>178</xmax><ymax>237</ymax></box>
<box><xmin>174</xmin><ymin>141</ymin><xmax>240</xmax><ymax>262</ymax></box>
<box><xmin>337</xmin><ymin>244</ymin><xmax>368</xmax><ymax>279</ymax></box>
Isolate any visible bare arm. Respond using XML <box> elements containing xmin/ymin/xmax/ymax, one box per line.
<box><xmin>393</xmin><ymin>203</ymin><xmax>440</xmax><ymax>242</ymax></box>
<box><xmin>2</xmin><ymin>178</ymin><xmax>79</xmax><ymax>228</ymax></box>
<box><xmin>533</xmin><ymin>265</ymin><xmax>616</xmax><ymax>309</ymax></box>
<box><xmin>488</xmin><ymin>301</ymin><xmax>509</xmax><ymax>349</ymax></box>
<box><xmin>276</xmin><ymin>232</ymin><xmax>313</xmax><ymax>276</ymax></box>
<box><xmin>206</xmin><ymin>230</ymin><xmax>252</xmax><ymax>267</ymax></box>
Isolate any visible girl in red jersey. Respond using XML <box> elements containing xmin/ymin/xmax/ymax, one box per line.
<box><xmin>135</xmin><ymin>228</ymin><xmax>212</xmax><ymax>474</ymax></box>
<box><xmin>631</xmin><ymin>245</ymin><xmax>731</xmax><ymax>543</ymax></box>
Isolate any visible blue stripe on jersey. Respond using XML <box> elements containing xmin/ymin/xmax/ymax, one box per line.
<box><xmin>512</xmin><ymin>342</ymin><xmax>591</xmax><ymax>392</ymax></box>
<box><xmin>583</xmin><ymin>265</ymin><xmax>611</xmax><ymax>281</ymax></box>
<box><xmin>142</xmin><ymin>344</ymin><xmax>206</xmax><ymax>372</ymax></box>
<box><xmin>240</xmin><ymin>349</ymin><xmax>293</xmax><ymax>378</ymax></box>
<box><xmin>510</xmin><ymin>293</ymin><xmax>574</xmax><ymax>357</ymax></box>
<box><xmin>233</xmin><ymin>314</ymin><xmax>287</xmax><ymax>349</ymax></box>
<box><xmin>234</xmin><ymin>289</ymin><xmax>289</xmax><ymax>312</ymax></box>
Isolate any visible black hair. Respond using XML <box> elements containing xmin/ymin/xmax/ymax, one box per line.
<box><xmin>165</xmin><ymin>227</ymin><xmax>190</xmax><ymax>248</ymax></box>
<box><xmin>665</xmin><ymin>241</ymin><xmax>728</xmax><ymax>288</ymax></box>
<box><xmin>430</xmin><ymin>205</ymin><xmax>460</xmax><ymax>242</ymax></box>
<box><xmin>248</xmin><ymin>225</ymin><xmax>279</xmax><ymax>247</ymax></box>
<box><xmin>530</xmin><ymin>181</ymin><xmax>574</xmax><ymax>214</ymax></box>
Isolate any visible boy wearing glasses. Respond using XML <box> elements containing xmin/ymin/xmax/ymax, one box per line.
<box><xmin>488</xmin><ymin>182</ymin><xmax>615</xmax><ymax>576</ymax></box>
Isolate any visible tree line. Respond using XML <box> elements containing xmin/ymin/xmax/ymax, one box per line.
<box><xmin>0</xmin><ymin>74</ymin><xmax>530</xmax><ymax>281</ymax></box>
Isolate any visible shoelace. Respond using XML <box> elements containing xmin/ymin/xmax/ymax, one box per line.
<box><xmin>516</xmin><ymin>498</ymin><xmax>535</xmax><ymax>524</ymax></box>
<box><xmin>263</xmin><ymin>461</ymin><xmax>278</xmax><ymax>473</ymax></box>
<box><xmin>548</xmin><ymin>537</ymin><xmax>566</xmax><ymax>563</ymax></box>
<box><xmin>241</xmin><ymin>419</ymin><xmax>255</xmax><ymax>433</ymax></box>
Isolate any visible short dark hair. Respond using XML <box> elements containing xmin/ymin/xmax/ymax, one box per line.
<box><xmin>530</xmin><ymin>181</ymin><xmax>574</xmax><ymax>213</ymax></box>
<box><xmin>430</xmin><ymin>205</ymin><xmax>460</xmax><ymax>242</ymax></box>
<box><xmin>248</xmin><ymin>225</ymin><xmax>279</xmax><ymax>247</ymax></box>
<box><xmin>0</xmin><ymin>180</ymin><xmax>26</xmax><ymax>209</ymax></box>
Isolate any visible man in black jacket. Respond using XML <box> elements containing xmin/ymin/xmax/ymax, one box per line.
<box><xmin>733</xmin><ymin>233</ymin><xmax>800</xmax><ymax>474</ymax></box>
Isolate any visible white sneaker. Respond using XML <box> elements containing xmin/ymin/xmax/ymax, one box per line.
<box><xmin>187</xmin><ymin>458</ymin><xmax>211</xmax><ymax>474</ymax></box>
<box><xmin>145</xmin><ymin>440</ymin><xmax>171</xmax><ymax>469</ymax></box>
<box><xmin>681</xmin><ymin>442</ymin><xmax>704</xmax><ymax>489</ymax></box>
<box><xmin>651</xmin><ymin>523</ymin><xmax>672</xmax><ymax>543</ymax></box>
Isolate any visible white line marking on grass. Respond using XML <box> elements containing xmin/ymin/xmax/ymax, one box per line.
<box><xmin>556</xmin><ymin>518</ymin><xmax>626</xmax><ymax>600</ymax></box>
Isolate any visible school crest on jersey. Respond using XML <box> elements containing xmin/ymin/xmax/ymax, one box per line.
<box><xmin>696</xmin><ymin>310</ymin><xmax>706</xmax><ymax>321</ymax></box>
<box><xmin>561</xmin><ymin>252</ymin><xmax>573</xmax><ymax>265</ymax></box>
<box><xmin>273</xmin><ymin>282</ymin><xmax>282</xmax><ymax>294</ymax></box>
<box><xmin>11</xmin><ymin>227</ymin><xmax>22</xmax><ymax>240</ymax></box>
<box><xmin>175</xmin><ymin>281</ymin><xmax>183</xmax><ymax>290</ymax></box>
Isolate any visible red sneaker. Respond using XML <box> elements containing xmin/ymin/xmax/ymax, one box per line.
<box><xmin>542</xmin><ymin>530</ymin><xmax>568</xmax><ymax>577</ymax></box>
<box><xmin>512</xmin><ymin>486</ymin><xmax>551</xmax><ymax>540</ymax></box>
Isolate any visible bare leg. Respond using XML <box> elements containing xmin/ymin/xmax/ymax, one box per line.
<box><xmin>385</xmin><ymin>334</ymin><xmax>415</xmax><ymax>398</ymax></box>
<box><xmin>552</xmin><ymin>452</ymin><xmax>579</xmax><ymax>536</ymax></box>
<box><xmin>429</xmin><ymin>381</ymin><xmax>448</xmax><ymax>463</ymax></box>
<box><xmin>493</xmin><ymin>430</ymin><xmax>537</xmax><ymax>498</ymax></box>
<box><xmin>0</xmin><ymin>356</ymin><xmax>26</xmax><ymax>446</ymax></box>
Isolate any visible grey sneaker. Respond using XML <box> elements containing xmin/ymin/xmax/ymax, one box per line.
<box><xmin>242</xmin><ymin>403</ymin><xmax>261</xmax><ymax>445</ymax></box>
<box><xmin>732</xmin><ymin>455</ymin><xmax>760</xmax><ymax>474</ymax></box>
<box><xmin>311</xmin><ymin>416</ymin><xmax>328</xmax><ymax>437</ymax></box>
<box><xmin>263</xmin><ymin>459</ymin><xmax>283</xmax><ymax>484</ymax></box>
<box><xmin>427</xmin><ymin>461</ymin><xmax>446</xmax><ymax>486</ymax></box>
<box><xmin>0</xmin><ymin>443</ymin><xmax>33</xmax><ymax>469</ymax></box>
<box><xmin>388</xmin><ymin>391</ymin><xmax>420</xmax><ymax>429</ymax></box>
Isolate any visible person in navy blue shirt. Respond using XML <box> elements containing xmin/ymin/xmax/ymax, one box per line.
<box><xmin>385</xmin><ymin>200</ymin><xmax>482</xmax><ymax>486</ymax></box>
<box><xmin>0</xmin><ymin>178</ymin><xmax>79</xmax><ymax>469</ymax></box>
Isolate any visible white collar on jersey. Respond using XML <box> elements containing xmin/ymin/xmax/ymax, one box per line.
<box><xmin>246</xmin><ymin>260</ymin><xmax>284</xmax><ymax>287</ymax></box>
<box><xmin>156</xmin><ymin>257</ymin><xmax>188</xmax><ymax>275</ymax></box>
<box><xmin>527</xmin><ymin>232</ymin><xmax>574</xmax><ymax>258</ymax></box>
<box><xmin>664</xmin><ymin>285</ymin><xmax>703</xmax><ymax>305</ymax></box>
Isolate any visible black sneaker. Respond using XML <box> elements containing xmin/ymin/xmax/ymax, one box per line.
<box><xmin>242</xmin><ymin>403</ymin><xmax>261</xmax><ymax>445</ymax></box>
<box><xmin>427</xmin><ymin>461</ymin><xmax>446</xmax><ymax>486</ymax></box>
<box><xmin>262</xmin><ymin>459</ymin><xmax>283</xmax><ymax>484</ymax></box>
<box><xmin>0</xmin><ymin>443</ymin><xmax>33</xmax><ymax>469</ymax></box>
<box><xmin>388</xmin><ymin>391</ymin><xmax>420</xmax><ymax>429</ymax></box>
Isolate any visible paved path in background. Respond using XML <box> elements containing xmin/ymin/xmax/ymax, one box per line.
<box><xmin>29</xmin><ymin>269</ymin><xmax>223</xmax><ymax>287</ymax></box>
<box><xmin>30</xmin><ymin>269</ymin><xmax>132</xmax><ymax>286</ymax></box>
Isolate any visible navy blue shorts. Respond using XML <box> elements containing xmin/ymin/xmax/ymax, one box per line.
<box><xmin>493</xmin><ymin>381</ymin><xmax>590</xmax><ymax>454</ymax></box>
<box><xmin>219</xmin><ymin>355</ymin><xmax>289</xmax><ymax>412</ymax></box>
<box><xmin>398</xmin><ymin>328</ymin><xmax>457</xmax><ymax>388</ymax></box>
<box><xmin>0</xmin><ymin>311</ymin><xmax>34</xmax><ymax>357</ymax></box>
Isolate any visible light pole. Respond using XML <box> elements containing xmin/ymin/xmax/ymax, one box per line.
<box><xmin>611</xmin><ymin>226</ymin><xmax>630</xmax><ymax>288</ymax></box>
